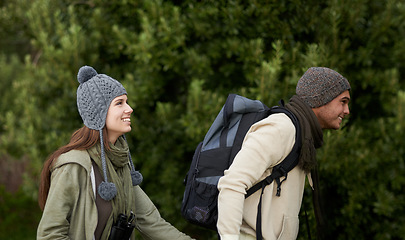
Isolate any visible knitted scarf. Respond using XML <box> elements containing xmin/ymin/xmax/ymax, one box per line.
<box><xmin>285</xmin><ymin>95</ymin><xmax>326</xmax><ymax>239</ymax></box>
<box><xmin>88</xmin><ymin>136</ymin><xmax>135</xmax><ymax>239</ymax></box>
<box><xmin>285</xmin><ymin>95</ymin><xmax>323</xmax><ymax>172</ymax></box>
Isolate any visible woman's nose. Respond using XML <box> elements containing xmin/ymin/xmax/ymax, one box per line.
<box><xmin>125</xmin><ymin>104</ymin><xmax>133</xmax><ymax>114</ymax></box>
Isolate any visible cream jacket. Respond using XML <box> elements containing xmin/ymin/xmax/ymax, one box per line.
<box><xmin>217</xmin><ymin>113</ymin><xmax>309</xmax><ymax>240</ymax></box>
<box><xmin>37</xmin><ymin>149</ymin><xmax>192</xmax><ymax>240</ymax></box>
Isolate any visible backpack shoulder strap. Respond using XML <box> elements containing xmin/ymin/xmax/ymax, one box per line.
<box><xmin>245</xmin><ymin>102</ymin><xmax>302</xmax><ymax>198</ymax></box>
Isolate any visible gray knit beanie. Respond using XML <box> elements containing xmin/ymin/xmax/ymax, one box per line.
<box><xmin>77</xmin><ymin>66</ymin><xmax>143</xmax><ymax>201</ymax></box>
<box><xmin>296</xmin><ymin>67</ymin><xmax>351</xmax><ymax>108</ymax></box>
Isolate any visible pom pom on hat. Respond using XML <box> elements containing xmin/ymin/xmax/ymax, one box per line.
<box><xmin>77</xmin><ymin>66</ymin><xmax>98</xmax><ymax>84</ymax></box>
<box><xmin>131</xmin><ymin>170</ymin><xmax>143</xmax><ymax>186</ymax></box>
<box><xmin>122</xmin><ymin>134</ymin><xmax>143</xmax><ymax>186</ymax></box>
<box><xmin>98</xmin><ymin>181</ymin><xmax>118</xmax><ymax>201</ymax></box>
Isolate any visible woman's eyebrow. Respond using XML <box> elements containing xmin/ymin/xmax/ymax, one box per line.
<box><xmin>114</xmin><ymin>96</ymin><xmax>126</xmax><ymax>102</ymax></box>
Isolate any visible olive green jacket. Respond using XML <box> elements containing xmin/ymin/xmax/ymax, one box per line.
<box><xmin>37</xmin><ymin>150</ymin><xmax>193</xmax><ymax>240</ymax></box>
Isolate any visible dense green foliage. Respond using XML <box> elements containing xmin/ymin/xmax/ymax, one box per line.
<box><xmin>0</xmin><ymin>0</ymin><xmax>404</xmax><ymax>239</ymax></box>
<box><xmin>0</xmin><ymin>186</ymin><xmax>42</xmax><ymax>240</ymax></box>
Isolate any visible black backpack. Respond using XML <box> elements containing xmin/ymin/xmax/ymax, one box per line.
<box><xmin>181</xmin><ymin>94</ymin><xmax>302</xmax><ymax>240</ymax></box>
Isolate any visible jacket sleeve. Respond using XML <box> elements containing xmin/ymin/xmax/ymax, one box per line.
<box><xmin>37</xmin><ymin>163</ymin><xmax>86</xmax><ymax>240</ymax></box>
<box><xmin>133</xmin><ymin>186</ymin><xmax>194</xmax><ymax>240</ymax></box>
<box><xmin>217</xmin><ymin>114</ymin><xmax>296</xmax><ymax>239</ymax></box>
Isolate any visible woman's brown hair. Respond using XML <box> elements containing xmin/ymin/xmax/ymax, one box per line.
<box><xmin>38</xmin><ymin>126</ymin><xmax>110</xmax><ymax>210</ymax></box>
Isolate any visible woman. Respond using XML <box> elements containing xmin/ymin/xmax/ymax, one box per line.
<box><xmin>37</xmin><ymin>66</ymin><xmax>193</xmax><ymax>240</ymax></box>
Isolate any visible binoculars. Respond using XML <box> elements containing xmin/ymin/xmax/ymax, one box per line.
<box><xmin>109</xmin><ymin>212</ymin><xmax>135</xmax><ymax>240</ymax></box>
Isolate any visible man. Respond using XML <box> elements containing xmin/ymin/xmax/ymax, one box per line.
<box><xmin>217</xmin><ymin>67</ymin><xmax>351</xmax><ymax>240</ymax></box>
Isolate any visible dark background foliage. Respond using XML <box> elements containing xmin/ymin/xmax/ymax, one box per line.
<box><xmin>0</xmin><ymin>0</ymin><xmax>404</xmax><ymax>239</ymax></box>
